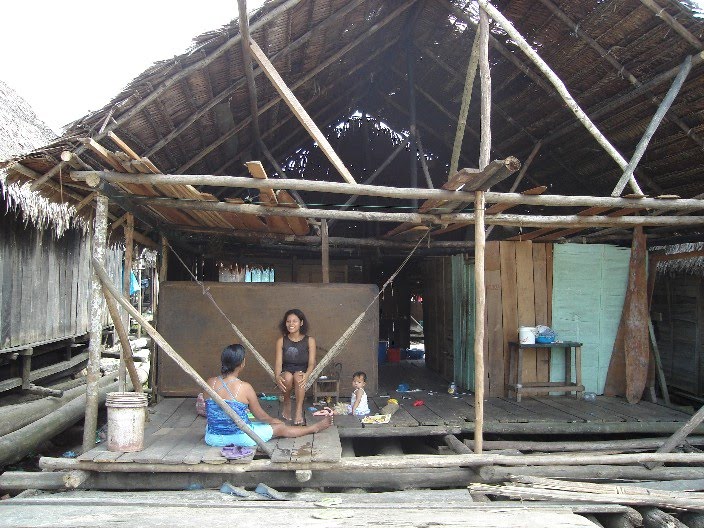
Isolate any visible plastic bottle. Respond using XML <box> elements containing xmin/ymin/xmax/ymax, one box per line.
<box><xmin>583</xmin><ymin>392</ymin><xmax>596</xmax><ymax>402</ymax></box>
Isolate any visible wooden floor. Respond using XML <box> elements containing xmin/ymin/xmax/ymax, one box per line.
<box><xmin>73</xmin><ymin>360</ymin><xmax>695</xmax><ymax>469</ymax></box>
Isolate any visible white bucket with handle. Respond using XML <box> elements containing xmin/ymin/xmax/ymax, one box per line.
<box><xmin>518</xmin><ymin>326</ymin><xmax>537</xmax><ymax>345</ymax></box>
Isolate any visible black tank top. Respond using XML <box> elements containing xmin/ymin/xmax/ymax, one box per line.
<box><xmin>282</xmin><ymin>335</ymin><xmax>309</xmax><ymax>366</ymax></box>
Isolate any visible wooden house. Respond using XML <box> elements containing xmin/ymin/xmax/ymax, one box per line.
<box><xmin>2</xmin><ymin>0</ymin><xmax>704</xmax><ymax>498</ymax></box>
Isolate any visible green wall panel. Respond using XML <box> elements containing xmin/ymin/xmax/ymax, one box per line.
<box><xmin>453</xmin><ymin>255</ymin><xmax>474</xmax><ymax>390</ymax></box>
<box><xmin>550</xmin><ymin>244</ymin><xmax>630</xmax><ymax>393</ymax></box>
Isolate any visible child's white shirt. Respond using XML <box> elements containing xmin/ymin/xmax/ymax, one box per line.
<box><xmin>349</xmin><ymin>388</ymin><xmax>370</xmax><ymax>415</ymax></box>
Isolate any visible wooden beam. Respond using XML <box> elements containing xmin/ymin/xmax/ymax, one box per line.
<box><xmin>237</xmin><ymin>0</ymin><xmax>262</xmax><ymax>147</ymax></box>
<box><xmin>71</xmin><ymin>170</ymin><xmax>704</xmax><ymax>212</ymax></box>
<box><xmin>538</xmin><ymin>0</ymin><xmax>704</xmax><ymax>153</ymax></box>
<box><xmin>178</xmin><ymin>6</ymin><xmax>406</xmax><ymax>175</ymax></box>
<box><xmin>450</xmin><ymin>31</ymin><xmax>481</xmax><ymax>179</ymax></box>
<box><xmin>639</xmin><ymin>0</ymin><xmax>704</xmax><ymax>50</ymax></box>
<box><xmin>611</xmin><ymin>56</ymin><xmax>692</xmax><ymax>196</ymax></box>
<box><xmin>145</xmin><ymin>0</ymin><xmax>363</xmax><ymax>160</ymax></box>
<box><xmin>478</xmin><ymin>7</ymin><xmax>491</xmax><ymax>171</ymax></box>
<box><xmin>248</xmin><ymin>39</ymin><xmax>357</xmax><ymax>184</ymax></box>
<box><xmin>124</xmin><ymin>195</ymin><xmax>704</xmax><ymax>228</ymax></box>
<box><xmin>477</xmin><ymin>0</ymin><xmax>643</xmax><ymax>195</ymax></box>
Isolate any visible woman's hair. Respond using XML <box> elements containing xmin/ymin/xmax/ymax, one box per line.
<box><xmin>221</xmin><ymin>344</ymin><xmax>246</xmax><ymax>375</ymax></box>
<box><xmin>278</xmin><ymin>308</ymin><xmax>309</xmax><ymax>335</ymax></box>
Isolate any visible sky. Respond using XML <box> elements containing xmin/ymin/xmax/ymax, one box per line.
<box><xmin>1</xmin><ymin>1</ymin><xmax>262</xmax><ymax>134</ymax></box>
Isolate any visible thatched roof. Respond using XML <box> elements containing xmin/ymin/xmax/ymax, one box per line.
<box><xmin>0</xmin><ymin>80</ymin><xmax>84</xmax><ymax>235</ymax></box>
<box><xmin>654</xmin><ymin>241</ymin><xmax>704</xmax><ymax>275</ymax></box>
<box><xmin>4</xmin><ymin>0</ymin><xmax>704</xmax><ymax>253</ymax></box>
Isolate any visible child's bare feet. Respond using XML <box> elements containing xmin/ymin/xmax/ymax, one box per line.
<box><xmin>312</xmin><ymin>415</ymin><xmax>333</xmax><ymax>432</ymax></box>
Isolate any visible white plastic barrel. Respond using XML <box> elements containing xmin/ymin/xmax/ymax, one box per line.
<box><xmin>518</xmin><ymin>326</ymin><xmax>536</xmax><ymax>345</ymax></box>
<box><xmin>106</xmin><ymin>392</ymin><xmax>148</xmax><ymax>452</ymax></box>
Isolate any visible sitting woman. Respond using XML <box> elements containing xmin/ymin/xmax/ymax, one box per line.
<box><xmin>205</xmin><ymin>343</ymin><xmax>332</xmax><ymax>447</ymax></box>
<box><xmin>274</xmin><ymin>308</ymin><xmax>316</xmax><ymax>425</ymax></box>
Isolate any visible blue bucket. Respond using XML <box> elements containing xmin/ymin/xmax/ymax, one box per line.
<box><xmin>378</xmin><ymin>341</ymin><xmax>388</xmax><ymax>364</ymax></box>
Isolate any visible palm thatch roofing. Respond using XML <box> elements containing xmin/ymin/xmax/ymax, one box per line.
<box><xmin>0</xmin><ymin>80</ymin><xmax>83</xmax><ymax>235</ymax></box>
<box><xmin>3</xmin><ymin>0</ymin><xmax>704</xmax><ymax>254</ymax></box>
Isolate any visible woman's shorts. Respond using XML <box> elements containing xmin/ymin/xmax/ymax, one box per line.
<box><xmin>282</xmin><ymin>363</ymin><xmax>308</xmax><ymax>374</ymax></box>
<box><xmin>204</xmin><ymin>422</ymin><xmax>274</xmax><ymax>447</ymax></box>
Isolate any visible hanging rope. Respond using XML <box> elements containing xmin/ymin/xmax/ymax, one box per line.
<box><xmin>164</xmin><ymin>229</ymin><xmax>429</xmax><ymax>389</ymax></box>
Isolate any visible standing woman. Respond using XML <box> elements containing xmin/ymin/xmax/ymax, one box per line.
<box><xmin>275</xmin><ymin>308</ymin><xmax>316</xmax><ymax>425</ymax></box>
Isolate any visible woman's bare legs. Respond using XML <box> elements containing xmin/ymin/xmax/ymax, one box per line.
<box><xmin>279</xmin><ymin>372</ymin><xmax>294</xmax><ymax>421</ymax></box>
<box><xmin>293</xmin><ymin>371</ymin><xmax>306</xmax><ymax>425</ymax></box>
<box><xmin>271</xmin><ymin>415</ymin><xmax>332</xmax><ymax>438</ymax></box>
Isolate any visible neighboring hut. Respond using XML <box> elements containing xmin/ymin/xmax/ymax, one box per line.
<box><xmin>652</xmin><ymin>243</ymin><xmax>704</xmax><ymax>399</ymax></box>
<box><xmin>0</xmin><ymin>80</ymin><xmax>122</xmax><ymax>399</ymax></box>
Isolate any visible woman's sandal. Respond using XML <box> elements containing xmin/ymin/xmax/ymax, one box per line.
<box><xmin>312</xmin><ymin>406</ymin><xmax>334</xmax><ymax>417</ymax></box>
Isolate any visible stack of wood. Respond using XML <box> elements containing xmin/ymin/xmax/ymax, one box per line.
<box><xmin>0</xmin><ymin>374</ymin><xmax>126</xmax><ymax>468</ymax></box>
<box><xmin>470</xmin><ymin>476</ymin><xmax>704</xmax><ymax>528</ymax></box>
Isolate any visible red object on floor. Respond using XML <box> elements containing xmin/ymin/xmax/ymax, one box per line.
<box><xmin>413</xmin><ymin>400</ymin><xmax>424</xmax><ymax>407</ymax></box>
<box><xmin>387</xmin><ymin>347</ymin><xmax>401</xmax><ymax>363</ymax></box>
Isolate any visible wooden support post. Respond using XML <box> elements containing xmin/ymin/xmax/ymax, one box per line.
<box><xmin>406</xmin><ymin>27</ymin><xmax>419</xmax><ymax>209</ymax></box>
<box><xmin>121</xmin><ymin>213</ymin><xmax>134</xmax><ymax>392</ymax></box>
<box><xmin>321</xmin><ymin>219</ymin><xmax>330</xmax><ymax>284</ymax></box>
<box><xmin>101</xmin><ymin>284</ymin><xmax>143</xmax><ymax>393</ymax></box>
<box><xmin>450</xmin><ymin>30</ymin><xmax>481</xmax><ymax>179</ymax></box>
<box><xmin>91</xmin><ymin>259</ymin><xmax>273</xmax><ymax>456</ymax></box>
<box><xmin>159</xmin><ymin>235</ymin><xmax>169</xmax><ymax>283</ymax></box>
<box><xmin>137</xmin><ymin>268</ymin><xmax>143</xmax><ymax>338</ymax></box>
<box><xmin>474</xmin><ymin>192</ymin><xmax>486</xmax><ymax>454</ymax></box>
<box><xmin>248</xmin><ymin>39</ymin><xmax>357</xmax><ymax>185</ymax></box>
<box><xmin>611</xmin><ymin>56</ymin><xmax>692</xmax><ymax>196</ymax></box>
<box><xmin>82</xmin><ymin>194</ymin><xmax>108</xmax><ymax>453</ymax></box>
<box><xmin>19</xmin><ymin>348</ymin><xmax>33</xmax><ymax>390</ymax></box>
<box><xmin>477</xmin><ymin>0</ymin><xmax>643</xmax><ymax>196</ymax></box>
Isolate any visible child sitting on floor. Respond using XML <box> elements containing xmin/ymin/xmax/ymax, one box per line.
<box><xmin>348</xmin><ymin>371</ymin><xmax>370</xmax><ymax>416</ymax></box>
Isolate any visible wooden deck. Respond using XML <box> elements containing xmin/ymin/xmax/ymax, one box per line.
<box><xmin>71</xmin><ymin>360</ymin><xmax>697</xmax><ymax>469</ymax></box>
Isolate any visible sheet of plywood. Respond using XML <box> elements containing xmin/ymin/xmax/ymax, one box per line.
<box><xmin>500</xmin><ymin>242</ymin><xmax>518</xmax><ymax>390</ymax></box>
<box><xmin>485</xmin><ymin>242</ymin><xmax>504</xmax><ymax>397</ymax></box>
<box><xmin>516</xmin><ymin>241</ymin><xmax>537</xmax><ymax>383</ymax></box>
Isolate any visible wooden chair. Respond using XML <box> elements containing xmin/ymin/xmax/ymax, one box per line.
<box><xmin>313</xmin><ymin>362</ymin><xmax>342</xmax><ymax>403</ymax></box>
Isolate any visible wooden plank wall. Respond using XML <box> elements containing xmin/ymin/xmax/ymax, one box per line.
<box><xmin>652</xmin><ymin>274</ymin><xmax>703</xmax><ymax>396</ymax></box>
<box><xmin>0</xmin><ymin>210</ymin><xmax>122</xmax><ymax>350</ymax></box>
<box><xmin>490</xmin><ymin>241</ymin><xmax>552</xmax><ymax>395</ymax></box>
<box><xmin>421</xmin><ymin>243</ymin><xmax>552</xmax><ymax>395</ymax></box>
<box><xmin>421</xmin><ymin>257</ymin><xmax>454</xmax><ymax>381</ymax></box>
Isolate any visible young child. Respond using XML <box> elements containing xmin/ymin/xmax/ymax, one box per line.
<box><xmin>348</xmin><ymin>371</ymin><xmax>370</xmax><ymax>416</ymax></box>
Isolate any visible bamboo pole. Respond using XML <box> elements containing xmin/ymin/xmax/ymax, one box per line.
<box><xmin>82</xmin><ymin>194</ymin><xmax>108</xmax><ymax>453</ymax></box>
<box><xmin>648</xmin><ymin>402</ymin><xmax>704</xmax><ymax>469</ymax></box>
<box><xmin>612</xmin><ymin>56</ymin><xmax>693</xmax><ymax>196</ymax></box>
<box><xmin>406</xmin><ymin>26</ymin><xmax>419</xmax><ymax>208</ymax></box>
<box><xmin>90</xmin><ymin>258</ymin><xmax>273</xmax><ymax>456</ymax></box>
<box><xmin>118</xmin><ymin>195</ymin><xmax>704</xmax><ymax>228</ymax></box>
<box><xmin>70</xmin><ymin>170</ymin><xmax>704</xmax><ymax>212</ymax></box>
<box><xmin>476</xmin><ymin>0</ymin><xmax>643</xmax><ymax>196</ymax></box>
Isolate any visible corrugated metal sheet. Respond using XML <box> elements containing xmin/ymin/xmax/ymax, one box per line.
<box><xmin>550</xmin><ymin>244</ymin><xmax>630</xmax><ymax>394</ymax></box>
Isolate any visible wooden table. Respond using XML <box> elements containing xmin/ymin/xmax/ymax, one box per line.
<box><xmin>508</xmin><ymin>341</ymin><xmax>584</xmax><ymax>402</ymax></box>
